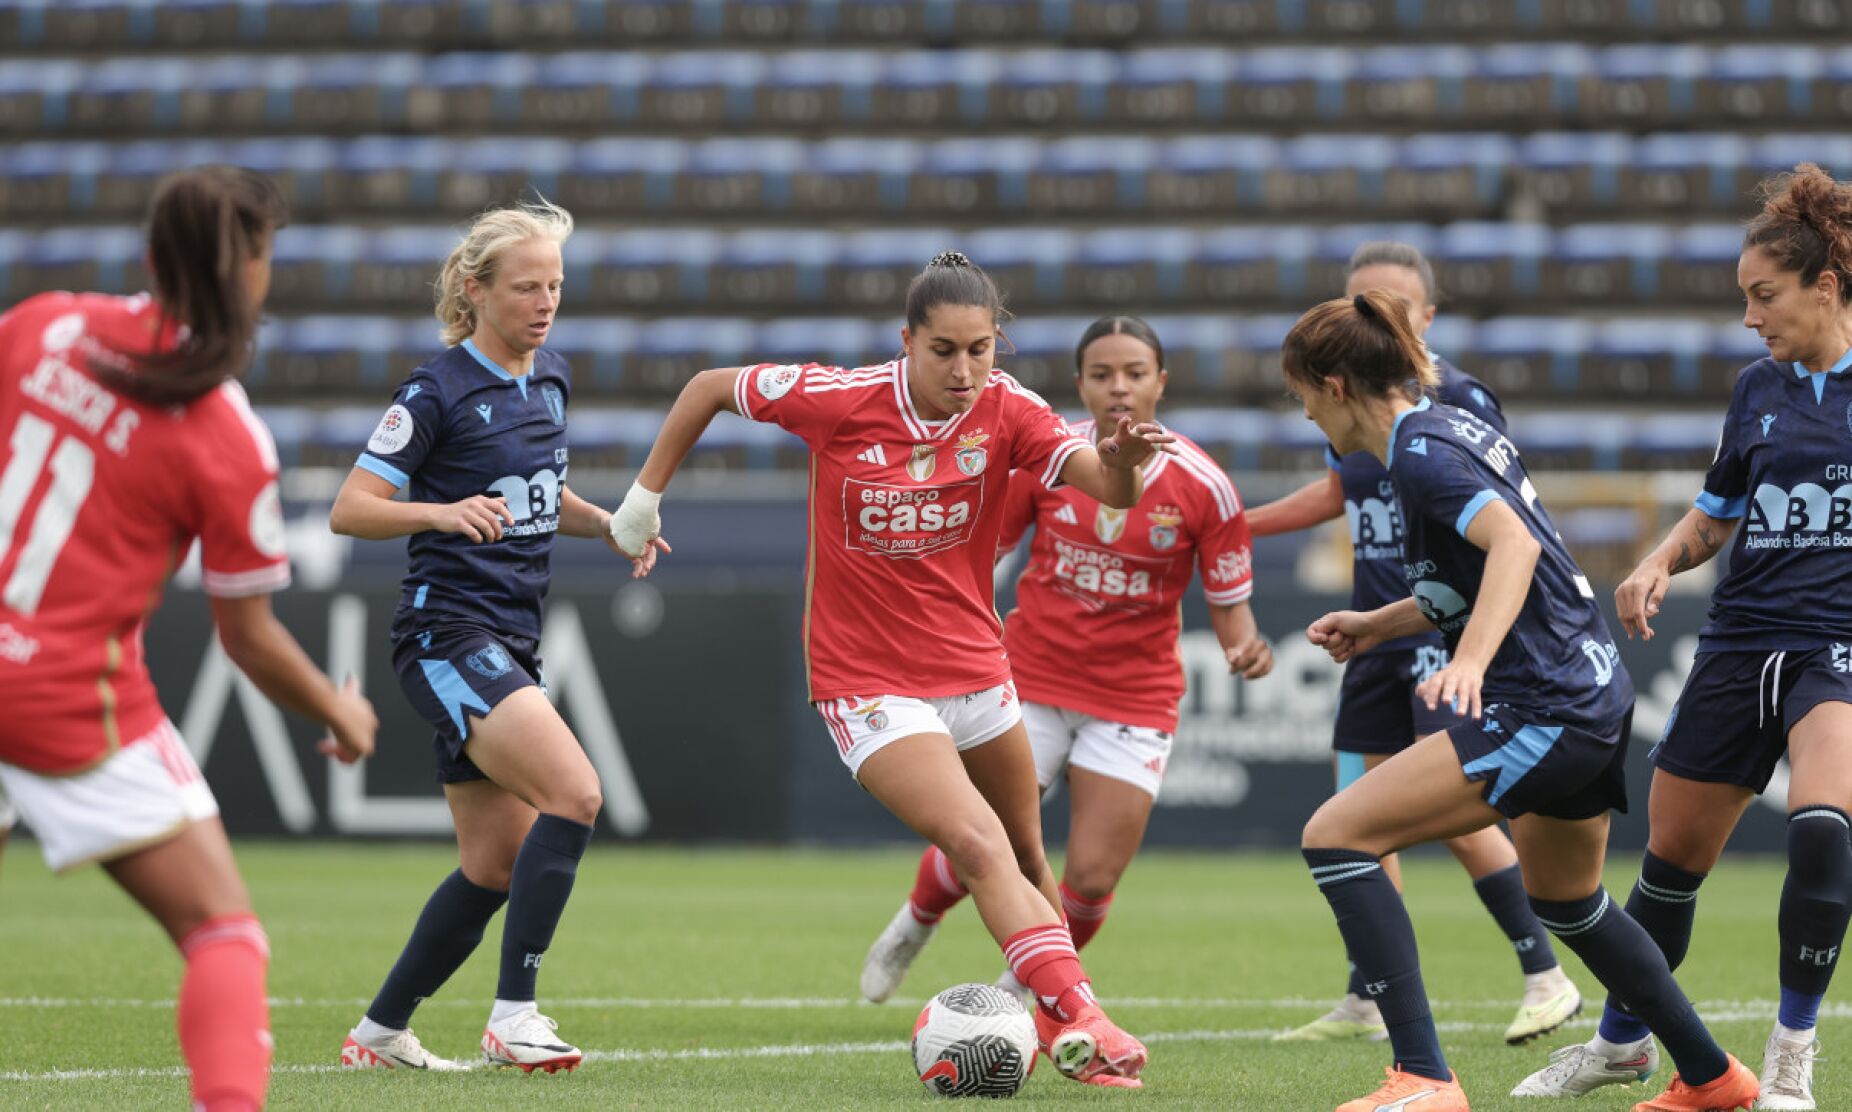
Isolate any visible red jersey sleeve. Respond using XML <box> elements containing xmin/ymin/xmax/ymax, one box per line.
<box><xmin>995</xmin><ymin>470</ymin><xmax>1037</xmax><ymax>556</ymax></box>
<box><xmin>995</xmin><ymin>374</ymin><xmax>1089</xmax><ymax>491</ymax></box>
<box><xmin>1174</xmin><ymin>444</ymin><xmax>1254</xmax><ymax>605</ymax></box>
<box><xmin>188</xmin><ymin>382</ymin><xmax>291</xmax><ymax>598</ymax></box>
<box><xmin>732</xmin><ymin>362</ymin><xmax>854</xmax><ymax>450</ymax></box>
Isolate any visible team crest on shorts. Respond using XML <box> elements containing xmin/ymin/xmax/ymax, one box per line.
<box><xmin>852</xmin><ymin>698</ymin><xmax>889</xmax><ymax>731</ymax></box>
<box><xmin>954</xmin><ymin>431</ymin><xmax>990</xmax><ymax>476</ymax></box>
<box><xmin>466</xmin><ymin>643</ymin><xmax>513</xmax><ymax>679</ymax></box>
<box><xmin>542</xmin><ymin>385</ymin><xmax>565</xmax><ymax>425</ymax></box>
<box><xmin>1094</xmin><ymin>506</ymin><xmax>1127</xmax><ymax>543</ymax></box>
<box><xmin>906</xmin><ymin>444</ymin><xmax>938</xmax><ymax>482</ymax></box>
<box><xmin>1146</xmin><ymin>508</ymin><xmax>1182</xmax><ymax>550</ymax></box>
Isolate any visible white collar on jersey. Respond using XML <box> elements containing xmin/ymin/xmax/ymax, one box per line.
<box><xmin>894</xmin><ymin>357</ymin><xmax>975</xmax><ymax>443</ymax></box>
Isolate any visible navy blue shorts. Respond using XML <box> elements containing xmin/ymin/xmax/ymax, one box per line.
<box><xmin>391</xmin><ymin>622</ymin><xmax>544</xmax><ymax>784</ymax></box>
<box><xmin>1449</xmin><ymin>704</ymin><xmax>1632</xmax><ymax>821</ymax></box>
<box><xmin>1651</xmin><ymin>647</ymin><xmax>1852</xmax><ymax>793</ymax></box>
<box><xmin>1332</xmin><ymin>645</ymin><xmax>1466</xmax><ymax>754</ymax></box>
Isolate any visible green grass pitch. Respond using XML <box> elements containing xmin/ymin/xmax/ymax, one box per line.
<box><xmin>0</xmin><ymin>843</ymin><xmax>1835</xmax><ymax>1110</ymax></box>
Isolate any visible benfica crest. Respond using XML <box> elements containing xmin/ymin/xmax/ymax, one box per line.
<box><xmin>906</xmin><ymin>444</ymin><xmax>937</xmax><ymax>482</ymax></box>
<box><xmin>1094</xmin><ymin>506</ymin><xmax>1127</xmax><ymax>543</ymax></box>
<box><xmin>954</xmin><ymin>431</ymin><xmax>990</xmax><ymax>476</ymax></box>
<box><xmin>1147</xmin><ymin>509</ymin><xmax>1183</xmax><ymax>550</ymax></box>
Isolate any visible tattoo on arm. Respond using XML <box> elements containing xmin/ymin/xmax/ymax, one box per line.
<box><xmin>1669</xmin><ymin>542</ymin><xmax>1694</xmax><ymax>575</ymax></box>
<box><xmin>1694</xmin><ymin>519</ymin><xmax>1720</xmax><ymax>555</ymax></box>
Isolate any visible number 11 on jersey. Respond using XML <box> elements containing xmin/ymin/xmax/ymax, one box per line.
<box><xmin>0</xmin><ymin>412</ymin><xmax>97</xmax><ymax>616</ymax></box>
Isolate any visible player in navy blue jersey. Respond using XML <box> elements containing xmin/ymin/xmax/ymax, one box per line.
<box><xmin>328</xmin><ymin>201</ymin><xmax>619</xmax><ymax>1075</ymax></box>
<box><xmin>1516</xmin><ymin>165</ymin><xmax>1852</xmax><ymax>1110</ymax></box>
<box><xmin>1284</xmin><ymin>290</ymin><xmax>1759</xmax><ymax>1112</ymax></box>
<box><xmin>1251</xmin><ymin>242</ymin><xmax>1580</xmax><ymax>1048</ymax></box>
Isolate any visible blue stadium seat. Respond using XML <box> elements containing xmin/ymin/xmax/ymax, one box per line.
<box><xmin>799</xmin><ymin>137</ymin><xmax>924</xmax><ymax>213</ymax></box>
<box><xmin>1515</xmin><ymin>131</ymin><xmax>1633</xmax><ymax>209</ymax></box>
<box><xmin>966</xmin><ymin>226</ymin><xmax>1076</xmax><ymax>306</ymax></box>
<box><xmin>754</xmin><ymin>317</ymin><xmax>882</xmax><ymax>369</ymax></box>
<box><xmin>1663</xmin><ymin>223</ymin><xmax>1746</xmax><ymax>303</ymax></box>
<box><xmin>1147</xmin><ymin>314</ymin><xmax>1240</xmax><ymax>393</ymax></box>
<box><xmin>1589</xmin><ymin>317</ymin><xmax>1712</xmax><ymax>396</ymax></box>
<box><xmin>1113</xmin><ymin>49</ymin><xmax>1234</xmax><ymax>126</ymax></box>
<box><xmin>1161</xmin><ymin>407</ymin><xmax>1278</xmax><ymax>471</ymax></box>
<box><xmin>914</xmin><ymin>137</ymin><xmax>1040</xmax><ymax>214</ymax></box>
<box><xmin>1552</xmin><ymin>223</ymin><xmax>1672</xmax><ymax>302</ymax></box>
<box><xmin>827</xmin><ymin>227</ymin><xmax>955</xmax><ymax>310</ymax></box>
<box><xmin>714</xmin><ymin>229</ymin><xmax>839</xmax><ymax>306</ymax></box>
<box><xmin>1033</xmin><ymin>135</ymin><xmax>1155</xmax><ymax>213</ymax></box>
<box><xmin>1588</xmin><ymin>44</ymin><xmax>1707</xmax><ymax>125</ymax></box>
<box><xmin>1433</xmin><ymin>221</ymin><xmax>1550</xmax><ymax>301</ymax></box>
<box><xmin>1628</xmin><ymin>132</ymin><xmax>1746</xmax><ymax>210</ymax></box>
<box><xmin>1229</xmin><ymin>48</ymin><xmax>1353</xmax><ymax>123</ymax></box>
<box><xmin>1466</xmin><ymin>44</ymin><xmax>1590</xmax><ymax>121</ymax></box>
<box><xmin>1706</xmin><ymin>322</ymin><xmax>1771</xmax><ymax>383</ymax></box>
<box><xmin>543</xmin><ymin>317</ymin><xmax>641</xmax><ymax>391</ymax></box>
<box><xmin>1706</xmin><ymin>45</ymin><xmax>1819</xmax><ymax>123</ymax></box>
<box><xmin>633</xmin><ymin>317</ymin><xmax>758</xmax><ymax>398</ymax></box>
<box><xmin>1186</xmin><ymin>225</ymin><xmax>1315</xmax><ymax>305</ymax></box>
<box><xmin>564</xmin><ymin>137</ymin><xmax>689</xmax><ymax>214</ymax></box>
<box><xmin>990</xmin><ymin>48</ymin><xmax>1116</xmax><ymax>126</ymax></box>
<box><xmin>1350</xmin><ymin>46</ymin><xmax>1474</xmax><ymax>123</ymax></box>
<box><xmin>269</xmin><ymin>223</ymin><xmax>363</xmax><ymax>304</ymax></box>
<box><xmin>681</xmin><ymin>137</ymin><xmax>804</xmax><ymax>213</ymax></box>
<box><xmin>758</xmin><ymin>50</ymin><xmax>883</xmax><ymax>126</ymax></box>
<box><xmin>1473</xmin><ymin>316</ymin><xmax>1594</xmax><ymax>398</ymax></box>
<box><xmin>1275</xmin><ymin>135</ymin><xmax>1396</xmax><ymax>213</ymax></box>
<box><xmin>1148</xmin><ymin>135</ymin><xmax>1278</xmax><ymax>213</ymax></box>
<box><xmin>584</xmin><ymin>228</ymin><xmax>723</xmax><ymax>310</ymax></box>
<box><xmin>1424</xmin><ymin>316</ymin><xmax>1476</xmax><ymax>363</ymax></box>
<box><xmin>649</xmin><ymin>51</ymin><xmax>768</xmax><ymax>127</ymax></box>
<box><xmin>1394</xmin><ymin>132</ymin><xmax>1515</xmax><ymax>213</ymax></box>
<box><xmin>874</xmin><ymin>50</ymin><xmax>1000</xmax><ymax>128</ymax></box>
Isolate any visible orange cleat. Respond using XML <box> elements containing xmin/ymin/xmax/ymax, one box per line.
<box><xmin>1335</xmin><ymin>1066</ymin><xmax>1470</xmax><ymax>1112</ymax></box>
<box><xmin>1630</xmin><ymin>1053</ymin><xmax>1758</xmax><ymax>1112</ymax></box>
<box><xmin>1033</xmin><ymin>1004</ymin><xmax>1147</xmax><ymax>1087</ymax></box>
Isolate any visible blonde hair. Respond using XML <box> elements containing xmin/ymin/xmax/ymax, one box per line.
<box><xmin>434</xmin><ymin>198</ymin><xmax>575</xmax><ymax>346</ymax></box>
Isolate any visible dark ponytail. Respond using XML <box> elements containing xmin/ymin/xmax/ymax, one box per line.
<box><xmin>1744</xmin><ymin>163</ymin><xmax>1852</xmax><ymax>304</ymax></box>
<box><xmin>96</xmin><ymin>164</ymin><xmax>287</xmax><ymax>405</ymax></box>
<box><xmin>1282</xmin><ymin>289</ymin><xmax>1439</xmax><ymax>398</ymax></box>
<box><xmin>904</xmin><ymin>250</ymin><xmax>1011</xmax><ymax>330</ymax></box>
<box><xmin>1074</xmin><ymin>315</ymin><xmax>1165</xmax><ymax>372</ymax></box>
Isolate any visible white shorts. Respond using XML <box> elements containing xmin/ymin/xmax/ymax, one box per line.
<box><xmin>1023</xmin><ymin>701</ymin><xmax>1173</xmax><ymax>800</ymax></box>
<box><xmin>0</xmin><ymin>720</ymin><xmax>219</xmax><ymax>873</ymax></box>
<box><xmin>0</xmin><ymin>782</ymin><xmax>13</xmax><ymax>831</ymax></box>
<box><xmin>816</xmin><ymin>681</ymin><xmax>1024</xmax><ymax>777</ymax></box>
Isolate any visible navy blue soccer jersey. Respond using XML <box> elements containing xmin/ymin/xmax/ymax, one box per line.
<box><xmin>1328</xmin><ymin>357</ymin><xmax>1505</xmax><ymax>655</ymax></box>
<box><xmin>355</xmin><ymin>339</ymin><xmax>572</xmax><ymax>640</ymax></box>
<box><xmin>1388</xmin><ymin>396</ymin><xmax>1633</xmax><ymax>727</ymax></box>
<box><xmin>1695</xmin><ymin>350</ymin><xmax>1852</xmax><ymax>652</ymax></box>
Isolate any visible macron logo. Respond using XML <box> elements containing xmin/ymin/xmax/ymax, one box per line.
<box><xmin>476</xmin><ymin>404</ymin><xmax>493</xmax><ymax>424</ymax></box>
<box><xmin>1054</xmin><ymin>505</ymin><xmax>1078</xmax><ymax>525</ymax></box>
<box><xmin>1762</xmin><ymin>414</ymin><xmax>1777</xmax><ymax>437</ymax></box>
<box><xmin>856</xmin><ymin>444</ymin><xmax>888</xmax><ymax>466</ymax></box>
<box><xmin>1406</xmin><ymin>437</ymin><xmax>1428</xmax><ymax>456</ymax></box>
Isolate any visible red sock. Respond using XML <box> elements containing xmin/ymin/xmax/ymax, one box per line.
<box><xmin>1059</xmin><ymin>884</ymin><xmax>1115</xmax><ymax>950</ymax></box>
<box><xmin>908</xmin><ymin>845</ymin><xmax>969</xmax><ymax>926</ymax></box>
<box><xmin>1003</xmin><ymin>923</ymin><xmax>1096</xmax><ymax>1022</ymax></box>
<box><xmin>178</xmin><ymin>914</ymin><xmax>272</xmax><ymax>1112</ymax></box>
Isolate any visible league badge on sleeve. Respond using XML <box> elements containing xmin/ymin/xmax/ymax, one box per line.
<box><xmin>368</xmin><ymin>404</ymin><xmax>414</xmax><ymax>455</ymax></box>
<box><xmin>757</xmin><ymin>364</ymin><xmax>800</xmax><ymax>401</ymax></box>
<box><xmin>954</xmin><ymin>432</ymin><xmax>989</xmax><ymax>476</ymax></box>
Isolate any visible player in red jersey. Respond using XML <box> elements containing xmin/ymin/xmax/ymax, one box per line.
<box><xmin>0</xmin><ymin>166</ymin><xmax>378</xmax><ymax>1112</ymax></box>
<box><xmin>610</xmin><ymin>254</ymin><xmax>1166</xmax><ymax>1087</ymax></box>
<box><xmin>858</xmin><ymin>314</ymin><xmax>1273</xmax><ymax>1003</ymax></box>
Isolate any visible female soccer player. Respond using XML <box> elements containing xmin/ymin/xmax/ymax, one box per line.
<box><xmin>1287</xmin><ymin>289</ymin><xmax>1758</xmax><ymax>1112</ymax></box>
<box><xmin>1514</xmin><ymin>164</ymin><xmax>1852</xmax><ymax>1110</ymax></box>
<box><xmin>0</xmin><ymin>164</ymin><xmax>379</xmax><ymax>1112</ymax></box>
<box><xmin>1251</xmin><ymin>242</ymin><xmax>1581</xmax><ymax>1046</ymax></box>
<box><xmin>609</xmin><ymin>254</ymin><xmax>1163</xmax><ymax>1087</ymax></box>
<box><xmin>332</xmin><ymin>200</ymin><xmax>618</xmax><ymax>1074</ymax></box>
<box><xmin>858</xmin><ymin>314</ymin><xmax>1273</xmax><ymax>1004</ymax></box>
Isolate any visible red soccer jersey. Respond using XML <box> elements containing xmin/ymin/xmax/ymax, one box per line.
<box><xmin>1001</xmin><ymin>423</ymin><xmax>1254</xmax><ymax>732</ymax></box>
<box><xmin>0</xmin><ymin>292</ymin><xmax>291</xmax><ymax>773</ymax></box>
<box><xmin>735</xmin><ymin>359</ymin><xmax>1089</xmax><ymax>701</ymax></box>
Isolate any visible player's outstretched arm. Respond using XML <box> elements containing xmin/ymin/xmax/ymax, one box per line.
<box><xmin>608</xmin><ymin>367</ymin><xmax>744</xmax><ymax>572</ymax></box>
<box><xmin>1058</xmin><ymin>417</ymin><xmax>1175</xmax><ymax>508</ymax></box>
<box><xmin>1307</xmin><ymin>598</ymin><xmax>1429</xmax><ymax>663</ymax></box>
<box><xmin>1211</xmin><ymin>601</ymin><xmax>1274</xmax><ymax>679</ymax></box>
<box><xmin>1244</xmin><ymin>471</ymin><xmax>1344</xmax><ymax>537</ymax></box>
<box><xmin>208</xmin><ymin>593</ymin><xmax>379</xmax><ymax>763</ymax></box>
<box><xmin>328</xmin><ymin>469</ymin><xmax>515</xmax><ymax>543</ymax></box>
<box><xmin>1614</xmin><ymin>506</ymin><xmax>1737</xmax><ymax>641</ymax></box>
<box><xmin>1416</xmin><ymin>499</ymin><xmax>1540</xmax><ymax>720</ymax></box>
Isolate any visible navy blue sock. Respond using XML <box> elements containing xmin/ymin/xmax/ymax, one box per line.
<box><xmin>1778</xmin><ymin>805</ymin><xmax>1852</xmax><ymax>1030</ymax></box>
<box><xmin>1531</xmin><ymin>889</ymin><xmax>1727</xmax><ymax>1087</ymax></box>
<box><xmin>1345</xmin><ymin>953</ymin><xmax>1367</xmax><ymax>998</ymax></box>
<box><xmin>366</xmin><ymin>869</ymin><xmax>509</xmax><ymax>1029</ymax></box>
<box><xmin>1599</xmin><ymin>850</ymin><xmax>1706</xmax><ymax>1045</ymax></box>
<box><xmin>1304</xmin><ymin>848</ymin><xmax>1448</xmax><ymax>1082</ymax></box>
<box><xmin>498</xmin><ymin>814</ymin><xmax>594</xmax><ymax>1002</ymax></box>
<box><xmin>1472</xmin><ymin>865</ymin><xmax>1558</xmax><ymax>975</ymax></box>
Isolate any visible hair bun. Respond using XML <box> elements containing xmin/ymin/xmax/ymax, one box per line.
<box><xmin>1352</xmin><ymin>292</ymin><xmax>1377</xmax><ymax>319</ymax></box>
<box><xmin>929</xmin><ymin>250</ymin><xmax>972</xmax><ymax>269</ymax></box>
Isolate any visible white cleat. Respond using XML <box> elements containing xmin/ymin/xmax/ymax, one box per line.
<box><xmin>481</xmin><ymin>1009</ymin><xmax>582</xmax><ymax>1074</ymax></box>
<box><xmin>1505</xmin><ymin>966</ymin><xmax>1584</xmax><ymax>1045</ymax></box>
<box><xmin>1511</xmin><ymin>1036</ymin><xmax>1658</xmax><ymax>1097</ymax></box>
<box><xmin>859</xmin><ymin>903</ymin><xmax>935</xmax><ymax>1003</ymax></box>
<box><xmin>1755</xmin><ymin>1026</ymin><xmax>1818</xmax><ymax>1110</ymax></box>
<box><xmin>1271</xmin><ymin>992</ymin><xmax>1389</xmax><ymax>1042</ymax></box>
<box><xmin>340</xmin><ymin>1026</ymin><xmax>467</xmax><ymax>1070</ymax></box>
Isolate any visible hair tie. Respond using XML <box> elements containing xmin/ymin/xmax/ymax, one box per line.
<box><xmin>1352</xmin><ymin>293</ymin><xmax>1377</xmax><ymax>319</ymax></box>
<box><xmin>929</xmin><ymin>250</ymin><xmax>972</xmax><ymax>269</ymax></box>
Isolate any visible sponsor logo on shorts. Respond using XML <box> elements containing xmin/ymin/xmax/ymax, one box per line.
<box><xmin>1581</xmin><ymin>638</ymin><xmax>1620</xmax><ymax>686</ymax></box>
<box><xmin>845</xmin><ymin>477</ymin><xmax>981</xmax><ymax>558</ymax></box>
<box><xmin>1412</xmin><ymin>644</ymin><xmax>1450</xmax><ymax>684</ymax></box>
<box><xmin>466</xmin><ymin>643</ymin><xmax>514</xmax><ymax>679</ymax></box>
<box><xmin>1834</xmin><ymin>643</ymin><xmax>1851</xmax><ymax>674</ymax></box>
<box><xmin>367</xmin><ymin>404</ymin><xmax>415</xmax><ymax>454</ymax></box>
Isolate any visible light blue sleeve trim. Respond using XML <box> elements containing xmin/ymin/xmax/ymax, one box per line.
<box><xmin>1694</xmin><ymin>490</ymin><xmax>1747</xmax><ymax>519</ymax></box>
<box><xmin>1324</xmin><ymin>446</ymin><xmax>1342</xmax><ymax>472</ymax></box>
<box><xmin>1454</xmin><ymin>489</ymin><xmax>1503</xmax><ymax>537</ymax></box>
<box><xmin>356</xmin><ymin>453</ymin><xmax>409</xmax><ymax>489</ymax></box>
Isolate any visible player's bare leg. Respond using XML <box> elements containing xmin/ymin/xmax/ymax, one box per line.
<box><xmin>107</xmin><ymin>819</ymin><xmax>270</xmax><ymax>1112</ymax></box>
<box><xmin>859</xmin><ymin>733</ymin><xmax>1146</xmax><ymax>1085</ymax></box>
<box><xmin>959</xmin><ymin>722</ymin><xmax>1062</xmax><ymax>918</ymax></box>
<box><xmin>1059</xmin><ymin>767</ymin><xmax>1154</xmax><ymax>948</ymax></box>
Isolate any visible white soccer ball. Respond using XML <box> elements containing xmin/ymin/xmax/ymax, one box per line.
<box><xmin>910</xmin><ymin>983</ymin><xmax>1038</xmax><ymax>1098</ymax></box>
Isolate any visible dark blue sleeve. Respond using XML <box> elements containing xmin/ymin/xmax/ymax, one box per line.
<box><xmin>1401</xmin><ymin>437</ymin><xmax>1508</xmax><ymax>540</ymax></box>
<box><xmin>1696</xmin><ymin>377</ymin><xmax>1750</xmax><ymax>519</ymax></box>
<box><xmin>1439</xmin><ymin>372</ymin><xmax>1506</xmax><ymax>435</ymax></box>
<box><xmin>355</xmin><ymin>376</ymin><xmax>444</xmax><ymax>490</ymax></box>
